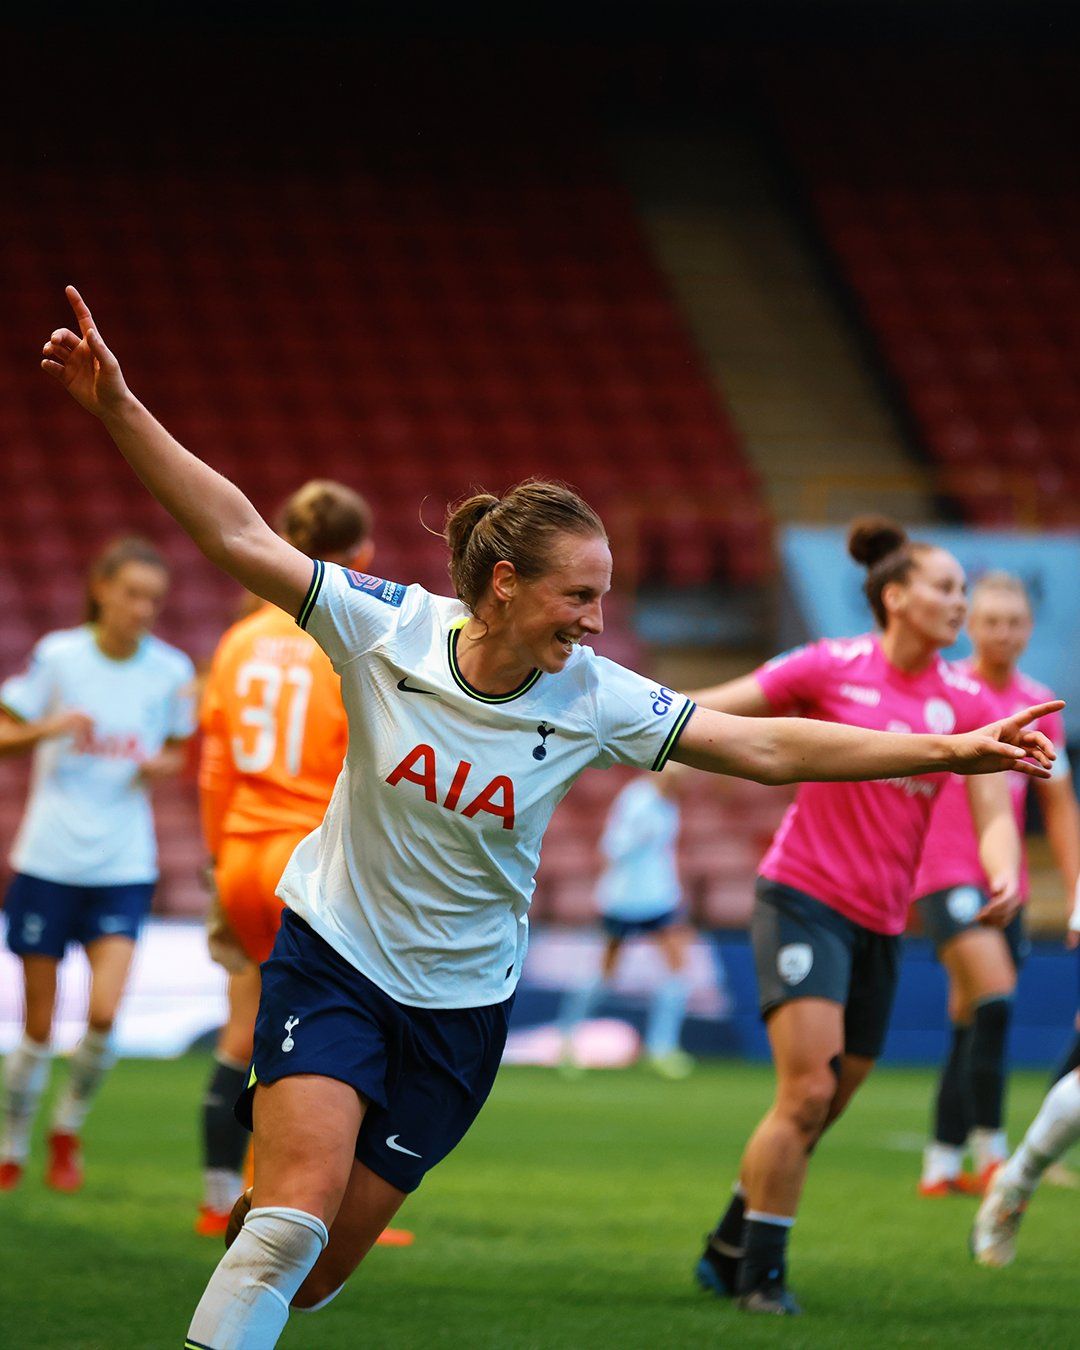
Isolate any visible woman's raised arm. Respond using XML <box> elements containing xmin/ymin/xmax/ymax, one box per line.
<box><xmin>670</xmin><ymin>700</ymin><xmax>1063</xmax><ymax>786</ymax></box>
<box><xmin>41</xmin><ymin>287</ymin><xmax>312</xmax><ymax>615</ymax></box>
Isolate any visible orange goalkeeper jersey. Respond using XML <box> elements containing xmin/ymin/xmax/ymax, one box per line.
<box><xmin>198</xmin><ymin>603</ymin><xmax>347</xmax><ymax>854</ymax></box>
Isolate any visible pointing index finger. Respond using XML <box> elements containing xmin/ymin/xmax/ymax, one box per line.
<box><xmin>66</xmin><ymin>284</ymin><xmax>96</xmax><ymax>339</ymax></box>
<box><xmin>1009</xmin><ymin>700</ymin><xmax>1065</xmax><ymax>728</ymax></box>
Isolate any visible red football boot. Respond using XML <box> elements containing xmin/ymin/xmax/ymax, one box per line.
<box><xmin>194</xmin><ymin>1205</ymin><xmax>233</xmax><ymax>1237</ymax></box>
<box><xmin>0</xmin><ymin>1159</ymin><xmax>24</xmax><ymax>1191</ymax></box>
<box><xmin>45</xmin><ymin>1131</ymin><xmax>84</xmax><ymax>1192</ymax></box>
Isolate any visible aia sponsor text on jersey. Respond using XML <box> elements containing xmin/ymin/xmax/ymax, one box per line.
<box><xmin>386</xmin><ymin>744</ymin><xmax>516</xmax><ymax>829</ymax></box>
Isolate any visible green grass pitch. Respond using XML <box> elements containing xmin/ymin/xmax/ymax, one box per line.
<box><xmin>1</xmin><ymin>1056</ymin><xmax>1076</xmax><ymax>1348</ymax></box>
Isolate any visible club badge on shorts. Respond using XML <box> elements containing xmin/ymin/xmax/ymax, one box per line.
<box><xmin>946</xmin><ymin>886</ymin><xmax>982</xmax><ymax>925</ymax></box>
<box><xmin>778</xmin><ymin>943</ymin><xmax>813</xmax><ymax>985</ymax></box>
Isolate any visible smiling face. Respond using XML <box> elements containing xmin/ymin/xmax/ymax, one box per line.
<box><xmin>497</xmin><ymin>531</ymin><xmax>612</xmax><ymax>674</ymax></box>
<box><xmin>968</xmin><ymin>585</ymin><xmax>1032</xmax><ymax>671</ymax></box>
<box><xmin>883</xmin><ymin>546</ymin><xmax>967</xmax><ymax>650</ymax></box>
<box><xmin>92</xmin><ymin>560</ymin><xmax>169</xmax><ymax>648</ymax></box>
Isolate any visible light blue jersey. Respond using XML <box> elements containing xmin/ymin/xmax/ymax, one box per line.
<box><xmin>595</xmin><ymin>777</ymin><xmax>682</xmax><ymax>921</ymax></box>
<box><xmin>0</xmin><ymin>627</ymin><xmax>196</xmax><ymax>886</ymax></box>
<box><xmin>277</xmin><ymin>564</ymin><xmax>695</xmax><ymax>1009</ymax></box>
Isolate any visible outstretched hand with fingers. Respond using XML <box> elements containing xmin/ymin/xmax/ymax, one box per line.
<box><xmin>949</xmin><ymin>699</ymin><xmax>1065</xmax><ymax>779</ymax></box>
<box><xmin>41</xmin><ymin>286</ymin><xmax>129</xmax><ymax>417</ymax></box>
<box><xmin>976</xmin><ymin>873</ymin><xmax>1021</xmax><ymax>928</ymax></box>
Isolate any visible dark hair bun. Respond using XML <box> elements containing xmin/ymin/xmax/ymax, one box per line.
<box><xmin>847</xmin><ymin>515</ymin><xmax>908</xmax><ymax>569</ymax></box>
<box><xmin>444</xmin><ymin>493</ymin><xmax>500</xmax><ymax>559</ymax></box>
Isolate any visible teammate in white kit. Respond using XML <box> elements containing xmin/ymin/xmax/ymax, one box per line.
<box><xmin>913</xmin><ymin>573</ymin><xmax>1079</xmax><ymax>1196</ymax></box>
<box><xmin>41</xmin><ymin>289</ymin><xmax>1060</xmax><ymax>1348</ymax></box>
<box><xmin>971</xmin><ymin>1067</ymin><xmax>1080</xmax><ymax>1266</ymax></box>
<box><xmin>0</xmin><ymin>536</ymin><xmax>194</xmax><ymax>1192</ymax></box>
<box><xmin>557</xmin><ymin>766</ymin><xmax>697</xmax><ymax>1077</ymax></box>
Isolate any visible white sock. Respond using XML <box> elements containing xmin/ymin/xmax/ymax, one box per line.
<box><xmin>2</xmin><ymin>1035</ymin><xmax>52</xmax><ymax>1163</ymax></box>
<box><xmin>205</xmin><ymin>1167</ymin><xmax>246</xmax><ymax>1214</ymax></box>
<box><xmin>51</xmin><ymin>1028</ymin><xmax>114</xmax><ymax>1135</ymax></box>
<box><xmin>922</xmin><ymin>1141</ymin><xmax>963</xmax><ymax>1185</ymax></box>
<box><xmin>969</xmin><ymin>1127</ymin><xmax>1008</xmax><ymax>1174</ymax></box>
<box><xmin>186</xmin><ymin>1206</ymin><xmax>328</xmax><ymax>1349</ymax></box>
<box><xmin>1001</xmin><ymin>1070</ymin><xmax>1080</xmax><ymax>1198</ymax></box>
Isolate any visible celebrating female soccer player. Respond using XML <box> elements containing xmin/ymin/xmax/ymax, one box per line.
<box><xmin>194</xmin><ymin>479</ymin><xmax>374</xmax><ymax>1235</ymax></box>
<box><xmin>913</xmin><ymin>572</ymin><xmax>1079</xmax><ymax>1197</ymax></box>
<box><xmin>0</xmin><ymin>537</ymin><xmax>194</xmax><ymax>1193</ymax></box>
<box><xmin>42</xmin><ymin>291</ymin><xmax>1059</xmax><ymax>1347</ymax></box>
<box><xmin>692</xmin><ymin>520</ymin><xmax>1053</xmax><ymax>1315</ymax></box>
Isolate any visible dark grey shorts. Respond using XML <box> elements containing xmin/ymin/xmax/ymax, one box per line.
<box><xmin>751</xmin><ymin>878</ymin><xmax>901</xmax><ymax>1060</ymax></box>
<box><xmin>915</xmin><ymin>886</ymin><xmax>1029</xmax><ymax>969</ymax></box>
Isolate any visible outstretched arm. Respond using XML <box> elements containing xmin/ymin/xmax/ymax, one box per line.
<box><xmin>41</xmin><ymin>287</ymin><xmax>311</xmax><ymax>614</ymax></box>
<box><xmin>669</xmin><ymin>700</ymin><xmax>1063</xmax><ymax>786</ymax></box>
<box><xmin>690</xmin><ymin>673</ymin><xmax>772</xmax><ymax>717</ymax></box>
<box><xmin>966</xmin><ymin>776</ymin><xmax>1021</xmax><ymax>926</ymax></box>
<box><xmin>0</xmin><ymin>708</ymin><xmax>93</xmax><ymax>759</ymax></box>
<box><xmin>1035</xmin><ymin>776</ymin><xmax>1080</xmax><ymax>910</ymax></box>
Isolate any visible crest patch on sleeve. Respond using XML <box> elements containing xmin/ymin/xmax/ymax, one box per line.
<box><xmin>344</xmin><ymin>571</ymin><xmax>406</xmax><ymax>607</ymax></box>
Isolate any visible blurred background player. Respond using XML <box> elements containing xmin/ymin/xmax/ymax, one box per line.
<box><xmin>1048</xmin><ymin>876</ymin><xmax>1080</xmax><ymax>1112</ymax></box>
<box><xmin>693</xmin><ymin>519</ymin><xmax>1032</xmax><ymax>1315</ymax></box>
<box><xmin>913</xmin><ymin>572</ymin><xmax>1079</xmax><ymax>1197</ymax></box>
<box><xmin>557</xmin><ymin>762</ymin><xmax>696</xmax><ymax>1078</ymax></box>
<box><xmin>970</xmin><ymin>1065</ymin><xmax>1080</xmax><ymax>1267</ymax></box>
<box><xmin>194</xmin><ymin>479</ymin><xmax>374</xmax><ymax>1235</ymax></box>
<box><xmin>0</xmin><ymin>537</ymin><xmax>194</xmax><ymax>1192</ymax></box>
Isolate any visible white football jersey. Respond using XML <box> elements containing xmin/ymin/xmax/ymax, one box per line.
<box><xmin>595</xmin><ymin>777</ymin><xmax>682</xmax><ymax>921</ymax></box>
<box><xmin>0</xmin><ymin>627</ymin><xmax>196</xmax><ymax>886</ymax></box>
<box><xmin>277</xmin><ymin>563</ymin><xmax>695</xmax><ymax>1009</ymax></box>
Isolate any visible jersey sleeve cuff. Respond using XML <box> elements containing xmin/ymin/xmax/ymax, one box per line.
<box><xmin>296</xmin><ymin>559</ymin><xmax>326</xmax><ymax>631</ymax></box>
<box><xmin>651</xmin><ymin>698</ymin><xmax>695</xmax><ymax>772</ymax></box>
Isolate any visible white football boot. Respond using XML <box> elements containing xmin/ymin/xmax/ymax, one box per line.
<box><xmin>971</xmin><ymin>1168</ymin><xmax>1028</xmax><ymax>1267</ymax></box>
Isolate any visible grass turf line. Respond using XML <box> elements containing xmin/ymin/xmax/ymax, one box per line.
<box><xmin>1</xmin><ymin>1057</ymin><xmax>1076</xmax><ymax>1348</ymax></box>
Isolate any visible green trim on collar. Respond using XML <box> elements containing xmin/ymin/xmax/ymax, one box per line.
<box><xmin>447</xmin><ymin>623</ymin><xmax>542</xmax><ymax>704</ymax></box>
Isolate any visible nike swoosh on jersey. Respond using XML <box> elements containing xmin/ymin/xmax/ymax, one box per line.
<box><xmin>396</xmin><ymin>678</ymin><xmax>437</xmax><ymax>697</ymax></box>
<box><xmin>385</xmin><ymin>1134</ymin><xmax>423</xmax><ymax>1157</ymax></box>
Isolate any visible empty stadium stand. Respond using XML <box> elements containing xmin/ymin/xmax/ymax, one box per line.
<box><xmin>768</xmin><ymin>52</ymin><xmax>1080</xmax><ymax>526</ymax></box>
<box><xmin>0</xmin><ymin>50</ymin><xmax>773</xmax><ymax>920</ymax></box>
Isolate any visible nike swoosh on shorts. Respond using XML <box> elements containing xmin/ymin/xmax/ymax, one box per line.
<box><xmin>385</xmin><ymin>1134</ymin><xmax>422</xmax><ymax>1157</ymax></box>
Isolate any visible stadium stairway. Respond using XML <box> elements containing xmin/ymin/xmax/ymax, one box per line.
<box><xmin>610</xmin><ymin>124</ymin><xmax>936</xmax><ymax>525</ymax></box>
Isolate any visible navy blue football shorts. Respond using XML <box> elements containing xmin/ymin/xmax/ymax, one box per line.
<box><xmin>237</xmin><ymin>908</ymin><xmax>513</xmax><ymax>1193</ymax></box>
<box><xmin>751</xmin><ymin>877</ymin><xmax>901</xmax><ymax>1060</ymax></box>
<box><xmin>3</xmin><ymin>872</ymin><xmax>155</xmax><ymax>958</ymax></box>
<box><xmin>601</xmin><ymin>908</ymin><xmax>679</xmax><ymax>940</ymax></box>
<box><xmin>915</xmin><ymin>885</ymin><xmax>1030</xmax><ymax>970</ymax></box>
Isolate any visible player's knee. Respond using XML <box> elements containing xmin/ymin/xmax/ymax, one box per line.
<box><xmin>780</xmin><ymin>1070</ymin><xmax>835</xmax><ymax>1137</ymax></box>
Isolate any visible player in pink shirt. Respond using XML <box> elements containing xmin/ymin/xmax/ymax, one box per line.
<box><xmin>692</xmin><ymin>518</ymin><xmax>1051</xmax><ymax>1316</ymax></box>
<box><xmin>914</xmin><ymin>572</ymin><xmax>1079</xmax><ymax>1196</ymax></box>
